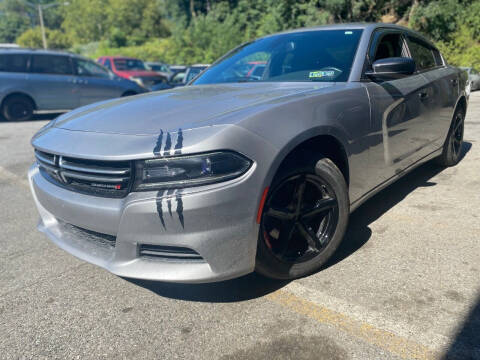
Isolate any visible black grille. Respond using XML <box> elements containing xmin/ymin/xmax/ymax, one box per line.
<box><xmin>35</xmin><ymin>150</ymin><xmax>133</xmax><ymax>198</ymax></box>
<box><xmin>139</xmin><ymin>244</ymin><xmax>204</xmax><ymax>262</ymax></box>
<box><xmin>58</xmin><ymin>221</ymin><xmax>116</xmax><ymax>249</ymax></box>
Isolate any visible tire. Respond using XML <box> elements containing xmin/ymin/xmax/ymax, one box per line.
<box><xmin>255</xmin><ymin>155</ymin><xmax>349</xmax><ymax>280</ymax></box>
<box><xmin>1</xmin><ymin>95</ymin><xmax>34</xmax><ymax>122</ymax></box>
<box><xmin>435</xmin><ymin>107</ymin><xmax>465</xmax><ymax>167</ymax></box>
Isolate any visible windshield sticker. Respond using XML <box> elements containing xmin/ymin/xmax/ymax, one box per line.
<box><xmin>309</xmin><ymin>70</ymin><xmax>335</xmax><ymax>78</ymax></box>
<box><xmin>345</xmin><ymin>31</ymin><xmax>353</xmax><ymax>35</ymax></box>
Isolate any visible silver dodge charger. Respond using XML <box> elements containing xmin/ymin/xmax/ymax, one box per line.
<box><xmin>29</xmin><ymin>24</ymin><xmax>467</xmax><ymax>283</ymax></box>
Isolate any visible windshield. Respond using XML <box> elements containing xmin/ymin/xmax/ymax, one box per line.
<box><xmin>114</xmin><ymin>58</ymin><xmax>147</xmax><ymax>71</ymax></box>
<box><xmin>194</xmin><ymin>29</ymin><xmax>362</xmax><ymax>84</ymax></box>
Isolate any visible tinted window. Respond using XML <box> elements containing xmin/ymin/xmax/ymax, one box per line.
<box><xmin>75</xmin><ymin>58</ymin><xmax>110</xmax><ymax>78</ymax></box>
<box><xmin>194</xmin><ymin>30</ymin><xmax>363</xmax><ymax>84</ymax></box>
<box><xmin>371</xmin><ymin>33</ymin><xmax>404</xmax><ymax>61</ymax></box>
<box><xmin>406</xmin><ymin>37</ymin><xmax>436</xmax><ymax>70</ymax></box>
<box><xmin>114</xmin><ymin>59</ymin><xmax>146</xmax><ymax>71</ymax></box>
<box><xmin>104</xmin><ymin>59</ymin><xmax>112</xmax><ymax>70</ymax></box>
<box><xmin>0</xmin><ymin>54</ymin><xmax>29</xmax><ymax>73</ymax></box>
<box><xmin>432</xmin><ymin>49</ymin><xmax>443</xmax><ymax>66</ymax></box>
<box><xmin>31</xmin><ymin>55</ymin><xmax>72</xmax><ymax>75</ymax></box>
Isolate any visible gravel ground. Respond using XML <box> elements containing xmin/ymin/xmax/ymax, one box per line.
<box><xmin>0</xmin><ymin>93</ymin><xmax>479</xmax><ymax>360</ymax></box>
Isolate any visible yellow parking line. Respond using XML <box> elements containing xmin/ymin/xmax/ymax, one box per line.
<box><xmin>266</xmin><ymin>289</ymin><xmax>437</xmax><ymax>360</ymax></box>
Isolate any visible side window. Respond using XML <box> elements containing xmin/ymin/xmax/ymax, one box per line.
<box><xmin>406</xmin><ymin>37</ymin><xmax>436</xmax><ymax>71</ymax></box>
<box><xmin>370</xmin><ymin>33</ymin><xmax>405</xmax><ymax>62</ymax></box>
<box><xmin>75</xmin><ymin>58</ymin><xmax>110</xmax><ymax>78</ymax></box>
<box><xmin>104</xmin><ymin>59</ymin><xmax>112</xmax><ymax>70</ymax></box>
<box><xmin>432</xmin><ymin>49</ymin><xmax>443</xmax><ymax>66</ymax></box>
<box><xmin>0</xmin><ymin>54</ymin><xmax>29</xmax><ymax>73</ymax></box>
<box><xmin>31</xmin><ymin>55</ymin><xmax>73</xmax><ymax>75</ymax></box>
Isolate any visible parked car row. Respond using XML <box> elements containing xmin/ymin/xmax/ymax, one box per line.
<box><xmin>0</xmin><ymin>48</ymin><xmax>210</xmax><ymax>122</ymax></box>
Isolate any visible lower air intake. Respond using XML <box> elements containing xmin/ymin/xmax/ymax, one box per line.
<box><xmin>138</xmin><ymin>244</ymin><xmax>204</xmax><ymax>261</ymax></box>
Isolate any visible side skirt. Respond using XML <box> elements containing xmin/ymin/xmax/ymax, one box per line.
<box><xmin>350</xmin><ymin>148</ymin><xmax>442</xmax><ymax>213</ymax></box>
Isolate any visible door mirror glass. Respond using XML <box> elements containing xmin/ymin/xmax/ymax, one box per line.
<box><xmin>366</xmin><ymin>57</ymin><xmax>416</xmax><ymax>80</ymax></box>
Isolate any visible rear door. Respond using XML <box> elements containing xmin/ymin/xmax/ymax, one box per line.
<box><xmin>363</xmin><ymin>29</ymin><xmax>431</xmax><ymax>182</ymax></box>
<box><xmin>29</xmin><ymin>54</ymin><xmax>77</xmax><ymax>110</ymax></box>
<box><xmin>73</xmin><ymin>57</ymin><xmax>123</xmax><ymax>106</ymax></box>
<box><xmin>405</xmin><ymin>35</ymin><xmax>456</xmax><ymax>150</ymax></box>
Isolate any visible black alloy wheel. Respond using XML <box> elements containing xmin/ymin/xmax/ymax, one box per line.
<box><xmin>449</xmin><ymin>111</ymin><xmax>464</xmax><ymax>160</ymax></box>
<box><xmin>255</xmin><ymin>157</ymin><xmax>349</xmax><ymax>280</ymax></box>
<box><xmin>2</xmin><ymin>95</ymin><xmax>34</xmax><ymax>122</ymax></box>
<box><xmin>261</xmin><ymin>174</ymin><xmax>339</xmax><ymax>263</ymax></box>
<box><xmin>436</xmin><ymin>108</ymin><xmax>464</xmax><ymax>167</ymax></box>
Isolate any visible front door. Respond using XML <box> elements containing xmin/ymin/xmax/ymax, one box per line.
<box><xmin>73</xmin><ymin>58</ymin><xmax>122</xmax><ymax>107</ymax></box>
<box><xmin>364</xmin><ymin>30</ymin><xmax>432</xmax><ymax>183</ymax></box>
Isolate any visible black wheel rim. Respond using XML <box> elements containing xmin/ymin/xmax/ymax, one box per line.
<box><xmin>450</xmin><ymin>112</ymin><xmax>464</xmax><ymax>159</ymax></box>
<box><xmin>261</xmin><ymin>173</ymin><xmax>339</xmax><ymax>264</ymax></box>
<box><xmin>9</xmin><ymin>101</ymin><xmax>30</xmax><ymax>120</ymax></box>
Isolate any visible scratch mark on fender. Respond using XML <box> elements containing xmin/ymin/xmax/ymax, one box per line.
<box><xmin>176</xmin><ymin>192</ymin><xmax>184</xmax><ymax>229</ymax></box>
<box><xmin>174</xmin><ymin>128</ymin><xmax>183</xmax><ymax>155</ymax></box>
<box><xmin>153</xmin><ymin>129</ymin><xmax>164</xmax><ymax>156</ymax></box>
<box><xmin>164</xmin><ymin>132</ymin><xmax>172</xmax><ymax>156</ymax></box>
<box><xmin>156</xmin><ymin>190</ymin><xmax>167</xmax><ymax>229</ymax></box>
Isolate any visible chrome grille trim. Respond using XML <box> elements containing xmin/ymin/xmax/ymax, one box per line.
<box><xmin>34</xmin><ymin>150</ymin><xmax>133</xmax><ymax>198</ymax></box>
<box><xmin>59</xmin><ymin>157</ymin><xmax>130</xmax><ymax>175</ymax></box>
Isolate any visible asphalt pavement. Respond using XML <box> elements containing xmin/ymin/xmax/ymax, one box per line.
<box><xmin>0</xmin><ymin>94</ymin><xmax>479</xmax><ymax>360</ymax></box>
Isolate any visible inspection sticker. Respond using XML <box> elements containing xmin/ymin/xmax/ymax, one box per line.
<box><xmin>309</xmin><ymin>70</ymin><xmax>335</xmax><ymax>78</ymax></box>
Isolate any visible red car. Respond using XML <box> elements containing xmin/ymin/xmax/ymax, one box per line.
<box><xmin>97</xmin><ymin>56</ymin><xmax>168</xmax><ymax>90</ymax></box>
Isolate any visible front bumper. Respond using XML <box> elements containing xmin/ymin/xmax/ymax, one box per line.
<box><xmin>28</xmin><ymin>162</ymin><xmax>260</xmax><ymax>283</ymax></box>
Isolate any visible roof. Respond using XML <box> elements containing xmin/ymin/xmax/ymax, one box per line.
<box><xmin>262</xmin><ymin>22</ymin><xmax>436</xmax><ymax>48</ymax></box>
<box><xmin>0</xmin><ymin>48</ymin><xmax>76</xmax><ymax>56</ymax></box>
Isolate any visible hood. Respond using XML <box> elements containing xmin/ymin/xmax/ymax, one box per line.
<box><xmin>115</xmin><ymin>70</ymin><xmax>162</xmax><ymax>78</ymax></box>
<box><xmin>53</xmin><ymin>82</ymin><xmax>336</xmax><ymax>136</ymax></box>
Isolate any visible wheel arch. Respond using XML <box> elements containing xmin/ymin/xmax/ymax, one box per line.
<box><xmin>1</xmin><ymin>91</ymin><xmax>37</xmax><ymax>111</ymax></box>
<box><xmin>265</xmin><ymin>128</ymin><xmax>351</xmax><ymax>190</ymax></box>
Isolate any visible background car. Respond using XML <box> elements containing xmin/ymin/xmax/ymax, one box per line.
<box><xmin>0</xmin><ymin>49</ymin><xmax>146</xmax><ymax>122</ymax></box>
<box><xmin>97</xmin><ymin>56</ymin><xmax>168</xmax><ymax>90</ymax></box>
<box><xmin>460</xmin><ymin>67</ymin><xmax>480</xmax><ymax>92</ymax></box>
<box><xmin>145</xmin><ymin>61</ymin><xmax>172</xmax><ymax>76</ymax></box>
<box><xmin>169</xmin><ymin>64</ymin><xmax>209</xmax><ymax>87</ymax></box>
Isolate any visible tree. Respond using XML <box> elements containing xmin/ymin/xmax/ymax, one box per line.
<box><xmin>16</xmin><ymin>26</ymin><xmax>71</xmax><ymax>49</ymax></box>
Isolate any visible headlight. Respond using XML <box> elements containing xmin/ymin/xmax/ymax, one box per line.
<box><xmin>129</xmin><ymin>76</ymin><xmax>145</xmax><ymax>88</ymax></box>
<box><xmin>133</xmin><ymin>151</ymin><xmax>252</xmax><ymax>191</ymax></box>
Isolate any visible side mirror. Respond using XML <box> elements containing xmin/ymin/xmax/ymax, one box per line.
<box><xmin>365</xmin><ymin>57</ymin><xmax>416</xmax><ymax>80</ymax></box>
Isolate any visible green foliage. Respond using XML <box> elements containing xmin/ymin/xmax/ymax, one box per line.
<box><xmin>0</xmin><ymin>0</ymin><xmax>478</xmax><ymax>67</ymax></box>
<box><xmin>16</xmin><ymin>27</ymin><xmax>72</xmax><ymax>49</ymax></box>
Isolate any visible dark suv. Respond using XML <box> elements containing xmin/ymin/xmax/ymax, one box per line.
<box><xmin>0</xmin><ymin>49</ymin><xmax>146</xmax><ymax>121</ymax></box>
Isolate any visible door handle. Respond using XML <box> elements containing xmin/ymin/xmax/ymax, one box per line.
<box><xmin>419</xmin><ymin>91</ymin><xmax>429</xmax><ymax>100</ymax></box>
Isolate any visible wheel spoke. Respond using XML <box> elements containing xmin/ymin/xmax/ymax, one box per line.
<box><xmin>264</xmin><ymin>207</ymin><xmax>295</xmax><ymax>220</ymax></box>
<box><xmin>293</xmin><ymin>176</ymin><xmax>307</xmax><ymax>215</ymax></box>
<box><xmin>301</xmin><ymin>197</ymin><xmax>337</xmax><ymax>219</ymax></box>
<box><xmin>279</xmin><ymin>222</ymin><xmax>298</xmax><ymax>256</ymax></box>
<box><xmin>297</xmin><ymin>222</ymin><xmax>321</xmax><ymax>251</ymax></box>
<box><xmin>454</xmin><ymin>117</ymin><xmax>463</xmax><ymax>132</ymax></box>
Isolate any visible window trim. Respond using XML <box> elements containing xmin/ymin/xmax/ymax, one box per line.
<box><xmin>361</xmin><ymin>29</ymin><xmax>410</xmax><ymax>81</ymax></box>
